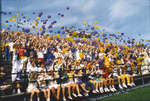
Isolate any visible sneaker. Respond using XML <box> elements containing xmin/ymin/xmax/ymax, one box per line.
<box><xmin>123</xmin><ymin>83</ymin><xmax>127</xmax><ymax>88</ymax></box>
<box><xmin>127</xmin><ymin>83</ymin><xmax>132</xmax><ymax>87</ymax></box>
<box><xmin>68</xmin><ymin>96</ymin><xmax>72</xmax><ymax>100</ymax></box>
<box><xmin>78</xmin><ymin>94</ymin><xmax>83</xmax><ymax>97</ymax></box>
<box><xmin>99</xmin><ymin>87</ymin><xmax>104</xmax><ymax>93</ymax></box>
<box><xmin>17</xmin><ymin>89</ymin><xmax>21</xmax><ymax>94</ymax></box>
<box><xmin>92</xmin><ymin>90</ymin><xmax>97</xmax><ymax>93</ymax></box>
<box><xmin>110</xmin><ymin>87</ymin><xmax>114</xmax><ymax>92</ymax></box>
<box><xmin>12</xmin><ymin>89</ymin><xmax>16</xmax><ymax>94</ymax></box>
<box><xmin>104</xmin><ymin>88</ymin><xmax>108</xmax><ymax>92</ymax></box>
<box><xmin>37</xmin><ymin>97</ymin><xmax>40</xmax><ymax>101</ymax></box>
<box><xmin>112</xmin><ymin>85</ymin><xmax>117</xmax><ymax>91</ymax></box>
<box><xmin>112</xmin><ymin>87</ymin><xmax>117</xmax><ymax>92</ymax></box>
<box><xmin>106</xmin><ymin>87</ymin><xmax>110</xmax><ymax>92</ymax></box>
<box><xmin>131</xmin><ymin>82</ymin><xmax>136</xmax><ymax>86</ymax></box>
<box><xmin>119</xmin><ymin>84</ymin><xmax>123</xmax><ymax>89</ymax></box>
<box><xmin>47</xmin><ymin>98</ymin><xmax>50</xmax><ymax>101</ymax></box>
<box><xmin>72</xmin><ymin>93</ymin><xmax>77</xmax><ymax>97</ymax></box>
<box><xmin>101</xmin><ymin>88</ymin><xmax>104</xmax><ymax>93</ymax></box>
<box><xmin>84</xmin><ymin>93</ymin><xmax>89</xmax><ymax>96</ymax></box>
<box><xmin>96</xmin><ymin>89</ymin><xmax>99</xmax><ymax>93</ymax></box>
<box><xmin>63</xmin><ymin>98</ymin><xmax>66</xmax><ymax>101</ymax></box>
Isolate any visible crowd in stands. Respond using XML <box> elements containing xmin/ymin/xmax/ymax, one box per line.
<box><xmin>0</xmin><ymin>30</ymin><xmax>150</xmax><ymax>101</ymax></box>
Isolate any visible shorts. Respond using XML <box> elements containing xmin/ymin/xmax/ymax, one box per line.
<box><xmin>75</xmin><ymin>79</ymin><xmax>83</xmax><ymax>84</ymax></box>
<box><xmin>39</xmin><ymin>84</ymin><xmax>47</xmax><ymax>90</ymax></box>
<box><xmin>27</xmin><ymin>83</ymin><xmax>38</xmax><ymax>92</ymax></box>
<box><xmin>49</xmin><ymin>84</ymin><xmax>59</xmax><ymax>89</ymax></box>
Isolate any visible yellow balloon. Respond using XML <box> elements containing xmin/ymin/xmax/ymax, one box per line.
<box><xmin>83</xmin><ymin>21</ymin><xmax>87</xmax><ymax>25</ymax></box>
<box><xmin>56</xmin><ymin>34</ymin><xmax>60</xmax><ymax>38</ymax></box>
<box><xmin>87</xmin><ymin>33</ymin><xmax>91</xmax><ymax>35</ymax></box>
<box><xmin>47</xmin><ymin>36</ymin><xmax>50</xmax><ymax>40</ymax></box>
<box><xmin>79</xmin><ymin>53</ymin><xmax>84</xmax><ymax>59</ymax></box>
<box><xmin>94</xmin><ymin>21</ymin><xmax>98</xmax><ymax>24</ymax></box>
<box><xmin>12</xmin><ymin>18</ymin><xmax>16</xmax><ymax>22</ymax></box>
<box><xmin>39</xmin><ymin>27</ymin><xmax>43</xmax><ymax>31</ymax></box>
<box><xmin>36</xmin><ymin>17</ymin><xmax>40</xmax><ymax>21</ymax></box>
<box><xmin>9</xmin><ymin>18</ymin><xmax>12</xmax><ymax>22</ymax></box>
<box><xmin>93</xmin><ymin>25</ymin><xmax>100</xmax><ymax>29</ymax></box>
<box><xmin>72</xmin><ymin>32</ymin><xmax>78</xmax><ymax>36</ymax></box>
<box><xmin>61</xmin><ymin>25</ymin><xmax>64</xmax><ymax>27</ymax></box>
<box><xmin>81</xmin><ymin>38</ymin><xmax>86</xmax><ymax>41</ymax></box>
<box><xmin>136</xmin><ymin>42</ymin><xmax>139</xmax><ymax>46</ymax></box>
<box><xmin>35</xmin><ymin>21</ymin><xmax>38</xmax><ymax>25</ymax></box>
<box><xmin>94</xmin><ymin>38</ymin><xmax>99</xmax><ymax>41</ymax></box>
<box><xmin>100</xmin><ymin>47</ymin><xmax>104</xmax><ymax>52</ymax></box>
<box><xmin>117</xmin><ymin>60</ymin><xmax>121</xmax><ymax>64</ymax></box>
<box><xmin>68</xmin><ymin>36</ymin><xmax>73</xmax><ymax>41</ymax></box>
<box><xmin>17</xmin><ymin>13</ymin><xmax>19</xmax><ymax>18</ymax></box>
<box><xmin>62</xmin><ymin>48</ymin><xmax>67</xmax><ymax>53</ymax></box>
<box><xmin>115</xmin><ymin>53</ymin><xmax>118</xmax><ymax>57</ymax></box>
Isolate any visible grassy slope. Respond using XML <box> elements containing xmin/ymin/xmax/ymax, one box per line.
<box><xmin>100</xmin><ymin>86</ymin><xmax>150</xmax><ymax>101</ymax></box>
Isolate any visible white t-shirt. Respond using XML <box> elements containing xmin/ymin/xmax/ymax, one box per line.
<box><xmin>26</xmin><ymin>62</ymin><xmax>38</xmax><ymax>73</ymax></box>
<box><xmin>9</xmin><ymin>42</ymin><xmax>14</xmax><ymax>52</ymax></box>
<box><xmin>76</xmin><ymin>49</ymin><xmax>80</xmax><ymax>60</ymax></box>
<box><xmin>37</xmin><ymin>51</ymin><xmax>44</xmax><ymax>58</ymax></box>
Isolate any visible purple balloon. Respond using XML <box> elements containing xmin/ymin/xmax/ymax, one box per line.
<box><xmin>42</xmin><ymin>25</ymin><xmax>46</xmax><ymax>29</ymax></box>
<box><xmin>58</xmin><ymin>13</ymin><xmax>61</xmax><ymax>15</ymax></box>
<box><xmin>24</xmin><ymin>28</ymin><xmax>30</xmax><ymax>33</ymax></box>
<box><xmin>47</xmin><ymin>15</ymin><xmax>51</xmax><ymax>18</ymax></box>
<box><xmin>8</xmin><ymin>12</ymin><xmax>12</xmax><ymax>14</ymax></box>
<box><xmin>5</xmin><ymin>20</ymin><xmax>8</xmax><ymax>23</ymax></box>
<box><xmin>33</xmin><ymin>12</ymin><xmax>35</xmax><ymax>14</ymax></box>
<box><xmin>66</xmin><ymin>7</ymin><xmax>70</xmax><ymax>10</ymax></box>
<box><xmin>38</xmin><ymin>12</ymin><xmax>43</xmax><ymax>17</ymax></box>
<box><xmin>61</xmin><ymin>14</ymin><xmax>64</xmax><ymax>17</ymax></box>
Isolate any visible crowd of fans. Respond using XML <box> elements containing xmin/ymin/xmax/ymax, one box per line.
<box><xmin>0</xmin><ymin>29</ymin><xmax>150</xmax><ymax>101</ymax></box>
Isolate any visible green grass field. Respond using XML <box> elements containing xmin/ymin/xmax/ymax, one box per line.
<box><xmin>100</xmin><ymin>85</ymin><xmax>150</xmax><ymax>101</ymax></box>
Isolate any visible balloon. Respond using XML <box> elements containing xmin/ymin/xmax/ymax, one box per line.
<box><xmin>36</xmin><ymin>17</ymin><xmax>40</xmax><ymax>21</ymax></box>
<box><xmin>9</xmin><ymin>18</ymin><xmax>12</xmax><ymax>22</ymax></box>
<box><xmin>38</xmin><ymin>12</ymin><xmax>43</xmax><ymax>17</ymax></box>
<box><xmin>79</xmin><ymin>52</ymin><xmax>84</xmax><ymax>59</ymax></box>
<box><xmin>100</xmin><ymin>47</ymin><xmax>104</xmax><ymax>52</ymax></box>
<box><xmin>62</xmin><ymin>48</ymin><xmax>67</xmax><ymax>53</ymax></box>
<box><xmin>94</xmin><ymin>21</ymin><xmax>98</xmax><ymax>24</ymax></box>
<box><xmin>66</xmin><ymin>7</ymin><xmax>70</xmax><ymax>10</ymax></box>
<box><xmin>34</xmin><ymin>21</ymin><xmax>38</xmax><ymax>25</ymax></box>
<box><xmin>117</xmin><ymin>31</ymin><xmax>120</xmax><ymax>34</ymax></box>
<box><xmin>83</xmin><ymin>21</ymin><xmax>87</xmax><ymax>25</ymax></box>
<box><xmin>39</xmin><ymin>27</ymin><xmax>43</xmax><ymax>31</ymax></box>
<box><xmin>94</xmin><ymin>38</ymin><xmax>99</xmax><ymax>41</ymax></box>
<box><xmin>56</xmin><ymin>34</ymin><xmax>60</xmax><ymax>38</ymax></box>
<box><xmin>61</xmin><ymin>14</ymin><xmax>64</xmax><ymax>17</ymax></box>
<box><xmin>5</xmin><ymin>20</ymin><xmax>8</xmax><ymax>23</ymax></box>
<box><xmin>12</xmin><ymin>18</ymin><xmax>16</xmax><ymax>22</ymax></box>
<box><xmin>47</xmin><ymin>15</ymin><xmax>51</xmax><ymax>18</ymax></box>
<box><xmin>81</xmin><ymin>38</ymin><xmax>86</xmax><ymax>41</ymax></box>
<box><xmin>93</xmin><ymin>25</ymin><xmax>99</xmax><ymax>29</ymax></box>
<box><xmin>17</xmin><ymin>13</ymin><xmax>19</xmax><ymax>18</ymax></box>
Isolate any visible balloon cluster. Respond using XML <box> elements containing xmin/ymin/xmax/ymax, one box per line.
<box><xmin>1</xmin><ymin>6</ymin><xmax>150</xmax><ymax>48</ymax></box>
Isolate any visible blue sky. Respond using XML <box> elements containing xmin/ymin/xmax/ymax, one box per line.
<box><xmin>1</xmin><ymin>0</ymin><xmax>150</xmax><ymax>40</ymax></box>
